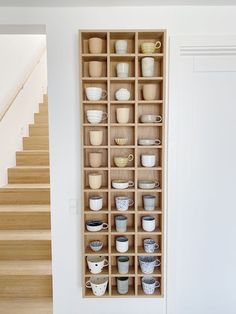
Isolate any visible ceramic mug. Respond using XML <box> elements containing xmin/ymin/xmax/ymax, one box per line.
<box><xmin>141</xmin><ymin>57</ymin><xmax>154</xmax><ymax>77</ymax></box>
<box><xmin>89</xmin><ymin>152</ymin><xmax>102</xmax><ymax>168</ymax></box>
<box><xmin>142</xmin><ymin>216</ymin><xmax>156</xmax><ymax>232</ymax></box>
<box><xmin>142</xmin><ymin>84</ymin><xmax>157</xmax><ymax>101</ymax></box>
<box><xmin>144</xmin><ymin>239</ymin><xmax>159</xmax><ymax>253</ymax></box>
<box><xmin>115</xmin><ymin>196</ymin><xmax>134</xmax><ymax>211</ymax></box>
<box><xmin>115</xmin><ymin>40</ymin><xmax>128</xmax><ymax>54</ymax></box>
<box><xmin>114</xmin><ymin>154</ymin><xmax>134</xmax><ymax>168</ymax></box>
<box><xmin>139</xmin><ymin>256</ymin><xmax>161</xmax><ymax>274</ymax></box>
<box><xmin>116</xmin><ymin>107</ymin><xmax>130</xmax><ymax>123</ymax></box>
<box><xmin>117</xmin><ymin>277</ymin><xmax>129</xmax><ymax>295</ymax></box>
<box><xmin>86</xmin><ymin>276</ymin><xmax>108</xmax><ymax>296</ymax></box>
<box><xmin>87</xmin><ymin>256</ymin><xmax>109</xmax><ymax>274</ymax></box>
<box><xmin>142</xmin><ymin>276</ymin><xmax>160</xmax><ymax>295</ymax></box>
<box><xmin>89</xmin><ymin>196</ymin><xmax>103</xmax><ymax>211</ymax></box>
<box><xmin>85</xmin><ymin>87</ymin><xmax>107</xmax><ymax>101</ymax></box>
<box><xmin>88</xmin><ymin>173</ymin><xmax>102</xmax><ymax>190</ymax></box>
<box><xmin>88</xmin><ymin>61</ymin><xmax>103</xmax><ymax>77</ymax></box>
<box><xmin>116</xmin><ymin>236</ymin><xmax>129</xmax><ymax>253</ymax></box>
<box><xmin>89</xmin><ymin>130</ymin><xmax>103</xmax><ymax>146</ymax></box>
<box><xmin>115</xmin><ymin>88</ymin><xmax>130</xmax><ymax>101</ymax></box>
<box><xmin>143</xmin><ymin>195</ymin><xmax>155</xmax><ymax>211</ymax></box>
<box><xmin>86</xmin><ymin>220</ymin><xmax>108</xmax><ymax>232</ymax></box>
<box><xmin>88</xmin><ymin>37</ymin><xmax>103</xmax><ymax>54</ymax></box>
<box><xmin>115</xmin><ymin>215</ymin><xmax>128</xmax><ymax>232</ymax></box>
<box><xmin>138</xmin><ymin>138</ymin><xmax>161</xmax><ymax>146</ymax></box>
<box><xmin>141</xmin><ymin>41</ymin><xmax>161</xmax><ymax>53</ymax></box>
<box><xmin>112</xmin><ymin>180</ymin><xmax>134</xmax><ymax>190</ymax></box>
<box><xmin>86</xmin><ymin>110</ymin><xmax>107</xmax><ymax>124</ymax></box>
<box><xmin>140</xmin><ymin>114</ymin><xmax>162</xmax><ymax>123</ymax></box>
<box><xmin>90</xmin><ymin>240</ymin><xmax>103</xmax><ymax>252</ymax></box>
<box><xmin>117</xmin><ymin>256</ymin><xmax>129</xmax><ymax>274</ymax></box>
<box><xmin>138</xmin><ymin>180</ymin><xmax>160</xmax><ymax>189</ymax></box>
<box><xmin>141</xmin><ymin>155</ymin><xmax>156</xmax><ymax>168</ymax></box>
<box><xmin>116</xmin><ymin>62</ymin><xmax>129</xmax><ymax>78</ymax></box>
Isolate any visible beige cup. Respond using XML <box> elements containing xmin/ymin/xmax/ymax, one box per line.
<box><xmin>141</xmin><ymin>41</ymin><xmax>161</xmax><ymax>54</ymax></box>
<box><xmin>143</xmin><ymin>84</ymin><xmax>157</xmax><ymax>101</ymax></box>
<box><xmin>89</xmin><ymin>153</ymin><xmax>102</xmax><ymax>168</ymax></box>
<box><xmin>88</xmin><ymin>173</ymin><xmax>102</xmax><ymax>190</ymax></box>
<box><xmin>116</xmin><ymin>108</ymin><xmax>130</xmax><ymax>124</ymax></box>
<box><xmin>114</xmin><ymin>154</ymin><xmax>134</xmax><ymax>168</ymax></box>
<box><xmin>88</xmin><ymin>37</ymin><xmax>103</xmax><ymax>54</ymax></box>
<box><xmin>89</xmin><ymin>61</ymin><xmax>103</xmax><ymax>77</ymax></box>
<box><xmin>89</xmin><ymin>130</ymin><xmax>103</xmax><ymax>146</ymax></box>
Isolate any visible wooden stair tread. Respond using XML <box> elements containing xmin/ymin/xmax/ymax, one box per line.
<box><xmin>0</xmin><ymin>230</ymin><xmax>51</xmax><ymax>240</ymax></box>
<box><xmin>0</xmin><ymin>205</ymin><xmax>50</xmax><ymax>212</ymax></box>
<box><xmin>9</xmin><ymin>166</ymin><xmax>49</xmax><ymax>170</ymax></box>
<box><xmin>0</xmin><ymin>260</ymin><xmax>51</xmax><ymax>275</ymax></box>
<box><xmin>1</xmin><ymin>184</ymin><xmax>50</xmax><ymax>190</ymax></box>
<box><xmin>17</xmin><ymin>150</ymin><xmax>49</xmax><ymax>153</ymax></box>
<box><xmin>0</xmin><ymin>297</ymin><xmax>52</xmax><ymax>314</ymax></box>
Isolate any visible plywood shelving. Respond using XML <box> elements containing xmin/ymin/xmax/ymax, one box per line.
<box><xmin>80</xmin><ymin>30</ymin><xmax>166</xmax><ymax>298</ymax></box>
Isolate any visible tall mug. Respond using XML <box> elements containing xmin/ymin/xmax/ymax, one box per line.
<box><xmin>116</xmin><ymin>108</ymin><xmax>130</xmax><ymax>123</ymax></box>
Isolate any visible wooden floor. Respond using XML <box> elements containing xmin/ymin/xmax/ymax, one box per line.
<box><xmin>0</xmin><ymin>298</ymin><xmax>52</xmax><ymax>314</ymax></box>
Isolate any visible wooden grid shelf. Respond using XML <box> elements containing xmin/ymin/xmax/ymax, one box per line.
<box><xmin>80</xmin><ymin>29</ymin><xmax>166</xmax><ymax>298</ymax></box>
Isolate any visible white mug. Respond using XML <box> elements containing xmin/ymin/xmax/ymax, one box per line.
<box><xmin>116</xmin><ymin>236</ymin><xmax>129</xmax><ymax>253</ymax></box>
<box><xmin>115</xmin><ymin>40</ymin><xmax>128</xmax><ymax>54</ymax></box>
<box><xmin>89</xmin><ymin>196</ymin><xmax>103</xmax><ymax>211</ymax></box>
<box><xmin>87</xmin><ymin>256</ymin><xmax>109</xmax><ymax>274</ymax></box>
<box><xmin>141</xmin><ymin>57</ymin><xmax>155</xmax><ymax>77</ymax></box>
<box><xmin>116</xmin><ymin>63</ymin><xmax>129</xmax><ymax>78</ymax></box>
<box><xmin>141</xmin><ymin>155</ymin><xmax>156</xmax><ymax>167</ymax></box>
<box><xmin>86</xmin><ymin>276</ymin><xmax>108</xmax><ymax>297</ymax></box>
<box><xmin>142</xmin><ymin>216</ymin><xmax>156</xmax><ymax>232</ymax></box>
<box><xmin>85</xmin><ymin>87</ymin><xmax>107</xmax><ymax>101</ymax></box>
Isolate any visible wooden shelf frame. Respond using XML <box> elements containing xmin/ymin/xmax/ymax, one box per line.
<box><xmin>80</xmin><ymin>29</ymin><xmax>166</xmax><ymax>298</ymax></box>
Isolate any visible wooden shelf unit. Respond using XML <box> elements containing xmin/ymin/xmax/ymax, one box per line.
<box><xmin>80</xmin><ymin>30</ymin><xmax>166</xmax><ymax>298</ymax></box>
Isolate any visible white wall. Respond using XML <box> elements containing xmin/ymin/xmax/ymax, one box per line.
<box><xmin>0</xmin><ymin>35</ymin><xmax>47</xmax><ymax>186</ymax></box>
<box><xmin>0</xmin><ymin>6</ymin><xmax>236</xmax><ymax>314</ymax></box>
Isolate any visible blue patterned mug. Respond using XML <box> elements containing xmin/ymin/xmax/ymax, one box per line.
<box><xmin>142</xmin><ymin>276</ymin><xmax>160</xmax><ymax>295</ymax></box>
<box><xmin>144</xmin><ymin>239</ymin><xmax>159</xmax><ymax>253</ymax></box>
<box><xmin>139</xmin><ymin>256</ymin><xmax>161</xmax><ymax>274</ymax></box>
<box><xmin>115</xmin><ymin>196</ymin><xmax>134</xmax><ymax>211</ymax></box>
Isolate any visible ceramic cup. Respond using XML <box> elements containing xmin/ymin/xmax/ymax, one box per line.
<box><xmin>116</xmin><ymin>62</ymin><xmax>129</xmax><ymax>78</ymax></box>
<box><xmin>89</xmin><ymin>130</ymin><xmax>103</xmax><ymax>146</ymax></box>
<box><xmin>141</xmin><ymin>155</ymin><xmax>156</xmax><ymax>168</ymax></box>
<box><xmin>88</xmin><ymin>37</ymin><xmax>103</xmax><ymax>54</ymax></box>
<box><xmin>141</xmin><ymin>57</ymin><xmax>154</xmax><ymax>77</ymax></box>
<box><xmin>86</xmin><ymin>220</ymin><xmax>108</xmax><ymax>232</ymax></box>
<box><xmin>88</xmin><ymin>61</ymin><xmax>103</xmax><ymax>77</ymax></box>
<box><xmin>115</xmin><ymin>215</ymin><xmax>128</xmax><ymax>232</ymax></box>
<box><xmin>88</xmin><ymin>173</ymin><xmax>102</xmax><ymax>190</ymax></box>
<box><xmin>87</xmin><ymin>256</ymin><xmax>109</xmax><ymax>274</ymax></box>
<box><xmin>89</xmin><ymin>196</ymin><xmax>103</xmax><ymax>211</ymax></box>
<box><xmin>90</xmin><ymin>240</ymin><xmax>103</xmax><ymax>252</ymax></box>
<box><xmin>86</xmin><ymin>276</ymin><xmax>108</xmax><ymax>297</ymax></box>
<box><xmin>86</xmin><ymin>110</ymin><xmax>107</xmax><ymax>124</ymax></box>
<box><xmin>112</xmin><ymin>180</ymin><xmax>135</xmax><ymax>190</ymax></box>
<box><xmin>141</xmin><ymin>41</ymin><xmax>161</xmax><ymax>54</ymax></box>
<box><xmin>138</xmin><ymin>138</ymin><xmax>161</xmax><ymax>146</ymax></box>
<box><xmin>115</xmin><ymin>40</ymin><xmax>128</xmax><ymax>54</ymax></box>
<box><xmin>115</xmin><ymin>196</ymin><xmax>134</xmax><ymax>211</ymax></box>
<box><xmin>139</xmin><ymin>256</ymin><xmax>161</xmax><ymax>274</ymax></box>
<box><xmin>116</xmin><ymin>236</ymin><xmax>129</xmax><ymax>253</ymax></box>
<box><xmin>89</xmin><ymin>152</ymin><xmax>102</xmax><ymax>168</ymax></box>
<box><xmin>116</xmin><ymin>107</ymin><xmax>130</xmax><ymax>123</ymax></box>
<box><xmin>115</xmin><ymin>138</ymin><xmax>128</xmax><ymax>146</ymax></box>
<box><xmin>142</xmin><ymin>276</ymin><xmax>160</xmax><ymax>295</ymax></box>
<box><xmin>143</xmin><ymin>195</ymin><xmax>155</xmax><ymax>211</ymax></box>
<box><xmin>114</xmin><ymin>154</ymin><xmax>134</xmax><ymax>168</ymax></box>
<box><xmin>115</xmin><ymin>88</ymin><xmax>130</xmax><ymax>101</ymax></box>
<box><xmin>144</xmin><ymin>239</ymin><xmax>159</xmax><ymax>253</ymax></box>
<box><xmin>117</xmin><ymin>277</ymin><xmax>129</xmax><ymax>295</ymax></box>
<box><xmin>138</xmin><ymin>180</ymin><xmax>160</xmax><ymax>189</ymax></box>
<box><xmin>85</xmin><ymin>87</ymin><xmax>107</xmax><ymax>101</ymax></box>
<box><xmin>117</xmin><ymin>256</ymin><xmax>129</xmax><ymax>274</ymax></box>
<box><xmin>142</xmin><ymin>216</ymin><xmax>156</xmax><ymax>232</ymax></box>
<box><xmin>140</xmin><ymin>114</ymin><xmax>162</xmax><ymax>123</ymax></box>
<box><xmin>142</xmin><ymin>84</ymin><xmax>157</xmax><ymax>101</ymax></box>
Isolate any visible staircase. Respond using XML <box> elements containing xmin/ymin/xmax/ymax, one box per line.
<box><xmin>0</xmin><ymin>95</ymin><xmax>52</xmax><ymax>314</ymax></box>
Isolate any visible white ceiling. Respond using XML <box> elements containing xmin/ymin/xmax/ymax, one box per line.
<box><xmin>0</xmin><ymin>0</ymin><xmax>236</xmax><ymax>6</ymax></box>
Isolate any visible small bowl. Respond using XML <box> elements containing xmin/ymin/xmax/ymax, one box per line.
<box><xmin>90</xmin><ymin>240</ymin><xmax>103</xmax><ymax>252</ymax></box>
<box><xmin>115</xmin><ymin>138</ymin><xmax>128</xmax><ymax>146</ymax></box>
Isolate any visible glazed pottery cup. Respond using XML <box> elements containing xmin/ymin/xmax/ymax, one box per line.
<box><xmin>115</xmin><ymin>40</ymin><xmax>128</xmax><ymax>54</ymax></box>
<box><xmin>88</xmin><ymin>173</ymin><xmax>102</xmax><ymax>190</ymax></box>
<box><xmin>143</xmin><ymin>195</ymin><xmax>155</xmax><ymax>211</ymax></box>
<box><xmin>141</xmin><ymin>57</ymin><xmax>155</xmax><ymax>77</ymax></box>
<box><xmin>112</xmin><ymin>180</ymin><xmax>134</xmax><ymax>190</ymax></box>
<box><xmin>142</xmin><ymin>276</ymin><xmax>160</xmax><ymax>295</ymax></box>
<box><xmin>141</xmin><ymin>155</ymin><xmax>156</xmax><ymax>168</ymax></box>
<box><xmin>89</xmin><ymin>130</ymin><xmax>103</xmax><ymax>146</ymax></box>
<box><xmin>115</xmin><ymin>88</ymin><xmax>130</xmax><ymax>101</ymax></box>
<box><xmin>114</xmin><ymin>154</ymin><xmax>134</xmax><ymax>168</ymax></box>
<box><xmin>142</xmin><ymin>84</ymin><xmax>157</xmax><ymax>101</ymax></box>
<box><xmin>88</xmin><ymin>61</ymin><xmax>103</xmax><ymax>77</ymax></box>
<box><xmin>116</xmin><ymin>236</ymin><xmax>129</xmax><ymax>253</ymax></box>
<box><xmin>144</xmin><ymin>239</ymin><xmax>159</xmax><ymax>253</ymax></box>
<box><xmin>116</xmin><ymin>62</ymin><xmax>129</xmax><ymax>78</ymax></box>
<box><xmin>140</xmin><ymin>114</ymin><xmax>162</xmax><ymax>123</ymax></box>
<box><xmin>86</xmin><ymin>110</ymin><xmax>107</xmax><ymax>124</ymax></box>
<box><xmin>117</xmin><ymin>277</ymin><xmax>129</xmax><ymax>295</ymax></box>
<box><xmin>139</xmin><ymin>256</ymin><xmax>161</xmax><ymax>274</ymax></box>
<box><xmin>86</xmin><ymin>276</ymin><xmax>108</xmax><ymax>296</ymax></box>
<box><xmin>141</xmin><ymin>41</ymin><xmax>161</xmax><ymax>53</ymax></box>
<box><xmin>89</xmin><ymin>240</ymin><xmax>103</xmax><ymax>252</ymax></box>
<box><xmin>86</xmin><ymin>220</ymin><xmax>108</xmax><ymax>232</ymax></box>
<box><xmin>116</xmin><ymin>107</ymin><xmax>130</xmax><ymax>123</ymax></box>
<box><xmin>117</xmin><ymin>256</ymin><xmax>129</xmax><ymax>274</ymax></box>
<box><xmin>89</xmin><ymin>152</ymin><xmax>102</xmax><ymax>168</ymax></box>
<box><xmin>115</xmin><ymin>215</ymin><xmax>128</xmax><ymax>232</ymax></box>
<box><xmin>142</xmin><ymin>216</ymin><xmax>156</xmax><ymax>232</ymax></box>
<box><xmin>87</xmin><ymin>256</ymin><xmax>109</xmax><ymax>274</ymax></box>
<box><xmin>88</xmin><ymin>37</ymin><xmax>103</xmax><ymax>54</ymax></box>
<box><xmin>138</xmin><ymin>138</ymin><xmax>161</xmax><ymax>146</ymax></box>
<box><xmin>85</xmin><ymin>87</ymin><xmax>107</xmax><ymax>101</ymax></box>
<box><xmin>89</xmin><ymin>196</ymin><xmax>103</xmax><ymax>211</ymax></box>
<box><xmin>138</xmin><ymin>180</ymin><xmax>160</xmax><ymax>189</ymax></box>
<box><xmin>115</xmin><ymin>196</ymin><xmax>134</xmax><ymax>211</ymax></box>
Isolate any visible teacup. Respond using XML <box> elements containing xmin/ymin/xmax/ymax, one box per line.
<box><xmin>89</xmin><ymin>130</ymin><xmax>103</xmax><ymax>146</ymax></box>
<box><xmin>144</xmin><ymin>239</ymin><xmax>159</xmax><ymax>253</ymax></box>
<box><xmin>90</xmin><ymin>240</ymin><xmax>103</xmax><ymax>252</ymax></box>
<box><xmin>88</xmin><ymin>173</ymin><xmax>102</xmax><ymax>190</ymax></box>
<box><xmin>89</xmin><ymin>152</ymin><xmax>102</xmax><ymax>168</ymax></box>
<box><xmin>141</xmin><ymin>41</ymin><xmax>161</xmax><ymax>54</ymax></box>
<box><xmin>139</xmin><ymin>256</ymin><xmax>161</xmax><ymax>274</ymax></box>
<box><xmin>116</xmin><ymin>63</ymin><xmax>129</xmax><ymax>78</ymax></box>
<box><xmin>86</xmin><ymin>276</ymin><xmax>108</xmax><ymax>296</ymax></box>
<box><xmin>141</xmin><ymin>155</ymin><xmax>156</xmax><ymax>167</ymax></box>
<box><xmin>88</xmin><ymin>37</ymin><xmax>103</xmax><ymax>54</ymax></box>
<box><xmin>116</xmin><ymin>107</ymin><xmax>130</xmax><ymax>123</ymax></box>
<box><xmin>116</xmin><ymin>236</ymin><xmax>129</xmax><ymax>253</ymax></box>
<box><xmin>138</xmin><ymin>138</ymin><xmax>161</xmax><ymax>146</ymax></box>
<box><xmin>142</xmin><ymin>84</ymin><xmax>157</xmax><ymax>101</ymax></box>
<box><xmin>115</xmin><ymin>215</ymin><xmax>128</xmax><ymax>232</ymax></box>
<box><xmin>142</xmin><ymin>216</ymin><xmax>156</xmax><ymax>232</ymax></box>
<box><xmin>89</xmin><ymin>196</ymin><xmax>103</xmax><ymax>211</ymax></box>
<box><xmin>141</xmin><ymin>57</ymin><xmax>154</xmax><ymax>77</ymax></box>
<box><xmin>85</xmin><ymin>87</ymin><xmax>107</xmax><ymax>101</ymax></box>
<box><xmin>142</xmin><ymin>276</ymin><xmax>160</xmax><ymax>295</ymax></box>
<box><xmin>86</xmin><ymin>220</ymin><xmax>108</xmax><ymax>232</ymax></box>
<box><xmin>138</xmin><ymin>180</ymin><xmax>160</xmax><ymax>189</ymax></box>
<box><xmin>117</xmin><ymin>256</ymin><xmax>129</xmax><ymax>274</ymax></box>
<box><xmin>140</xmin><ymin>114</ymin><xmax>162</xmax><ymax>123</ymax></box>
<box><xmin>115</xmin><ymin>196</ymin><xmax>134</xmax><ymax>211</ymax></box>
<box><xmin>114</xmin><ymin>154</ymin><xmax>134</xmax><ymax>168</ymax></box>
<box><xmin>86</xmin><ymin>110</ymin><xmax>107</xmax><ymax>124</ymax></box>
<box><xmin>115</xmin><ymin>40</ymin><xmax>128</xmax><ymax>54</ymax></box>
<box><xmin>143</xmin><ymin>195</ymin><xmax>155</xmax><ymax>211</ymax></box>
<box><xmin>115</xmin><ymin>138</ymin><xmax>128</xmax><ymax>146</ymax></box>
<box><xmin>112</xmin><ymin>180</ymin><xmax>134</xmax><ymax>190</ymax></box>
<box><xmin>87</xmin><ymin>256</ymin><xmax>109</xmax><ymax>274</ymax></box>
<box><xmin>88</xmin><ymin>61</ymin><xmax>103</xmax><ymax>77</ymax></box>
